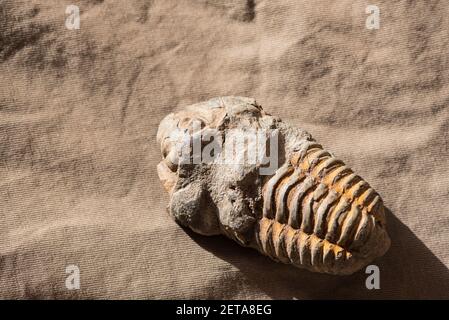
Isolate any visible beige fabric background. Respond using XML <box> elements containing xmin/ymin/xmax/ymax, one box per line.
<box><xmin>1</xmin><ymin>0</ymin><xmax>448</xmax><ymax>299</ymax></box>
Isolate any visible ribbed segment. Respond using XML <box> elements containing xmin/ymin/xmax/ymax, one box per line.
<box><xmin>255</xmin><ymin>218</ymin><xmax>351</xmax><ymax>273</ymax></box>
<box><xmin>258</xmin><ymin>141</ymin><xmax>385</xmax><ymax>272</ymax></box>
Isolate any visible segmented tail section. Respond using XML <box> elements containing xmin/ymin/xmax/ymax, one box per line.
<box><xmin>256</xmin><ymin>141</ymin><xmax>388</xmax><ymax>274</ymax></box>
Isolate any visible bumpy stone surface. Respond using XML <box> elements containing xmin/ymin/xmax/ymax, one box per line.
<box><xmin>157</xmin><ymin>97</ymin><xmax>390</xmax><ymax>275</ymax></box>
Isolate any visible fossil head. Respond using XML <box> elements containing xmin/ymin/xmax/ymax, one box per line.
<box><xmin>156</xmin><ymin>96</ymin><xmax>273</xmax><ymax>192</ymax></box>
<box><xmin>157</xmin><ymin>97</ymin><xmax>275</xmax><ymax>239</ymax></box>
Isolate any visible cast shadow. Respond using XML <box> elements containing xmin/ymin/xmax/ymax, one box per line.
<box><xmin>185</xmin><ymin>208</ymin><xmax>449</xmax><ymax>299</ymax></box>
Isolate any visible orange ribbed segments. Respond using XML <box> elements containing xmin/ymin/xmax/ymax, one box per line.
<box><xmin>258</xmin><ymin>141</ymin><xmax>390</xmax><ymax>275</ymax></box>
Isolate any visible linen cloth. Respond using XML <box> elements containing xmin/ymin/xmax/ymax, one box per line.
<box><xmin>1</xmin><ymin>0</ymin><xmax>448</xmax><ymax>299</ymax></box>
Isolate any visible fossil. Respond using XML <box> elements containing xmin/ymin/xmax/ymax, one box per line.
<box><xmin>157</xmin><ymin>96</ymin><xmax>391</xmax><ymax>275</ymax></box>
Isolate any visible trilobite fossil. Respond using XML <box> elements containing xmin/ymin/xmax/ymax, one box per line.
<box><xmin>157</xmin><ymin>96</ymin><xmax>390</xmax><ymax>275</ymax></box>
